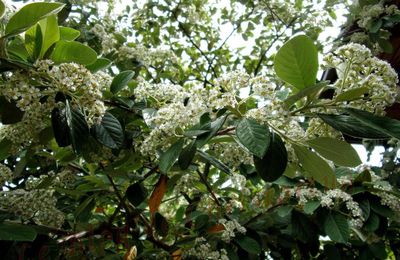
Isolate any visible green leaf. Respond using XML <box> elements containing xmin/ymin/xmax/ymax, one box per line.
<box><xmin>303</xmin><ymin>200</ymin><xmax>320</xmax><ymax>215</ymax></box>
<box><xmin>178</xmin><ymin>140</ymin><xmax>197</xmax><ymax>170</ymax></box>
<box><xmin>345</xmin><ymin>108</ymin><xmax>400</xmax><ymax>140</ymax></box>
<box><xmin>86</xmin><ymin>57</ymin><xmax>111</xmax><ymax>72</ymax></box>
<box><xmin>5</xmin><ymin>2</ymin><xmax>65</xmax><ymax>37</ymax></box>
<box><xmin>50</xmin><ymin>40</ymin><xmax>97</xmax><ymax>65</ymax></box>
<box><xmin>236</xmin><ymin>118</ymin><xmax>270</xmax><ymax>158</ymax></box>
<box><xmin>0</xmin><ymin>223</ymin><xmax>37</xmax><ymax>241</ymax></box>
<box><xmin>0</xmin><ymin>96</ymin><xmax>24</xmax><ymax>124</ymax></box>
<box><xmin>154</xmin><ymin>212</ymin><xmax>169</xmax><ymax>237</ymax></box>
<box><xmin>59</xmin><ymin>26</ymin><xmax>80</xmax><ymax>41</ymax></box>
<box><xmin>92</xmin><ymin>112</ymin><xmax>124</xmax><ymax>149</ymax></box>
<box><xmin>51</xmin><ymin>107</ymin><xmax>71</xmax><ymax>147</ymax></box>
<box><xmin>306</xmin><ymin>137</ymin><xmax>362</xmax><ymax>167</ymax></box>
<box><xmin>364</xmin><ymin>212</ymin><xmax>380</xmax><ymax>232</ymax></box>
<box><xmin>318</xmin><ymin>114</ymin><xmax>389</xmax><ymax>139</ymax></box>
<box><xmin>284</xmin><ymin>81</ymin><xmax>328</xmax><ymax>107</ymax></box>
<box><xmin>159</xmin><ymin>139</ymin><xmax>184</xmax><ymax>173</ymax></box>
<box><xmin>75</xmin><ymin>195</ymin><xmax>95</xmax><ymax>222</ymax></box>
<box><xmin>291</xmin><ymin>210</ymin><xmax>317</xmax><ymax>242</ymax></box>
<box><xmin>0</xmin><ymin>139</ymin><xmax>12</xmax><ymax>160</ymax></box>
<box><xmin>110</xmin><ymin>70</ymin><xmax>134</xmax><ymax>94</ymax></box>
<box><xmin>195</xmin><ymin>115</ymin><xmax>227</xmax><ymax>148</ymax></box>
<box><xmin>323</xmin><ymin>211</ymin><xmax>349</xmax><ymax>243</ymax></box>
<box><xmin>0</xmin><ymin>0</ymin><xmax>5</xmax><ymax>19</ymax></box>
<box><xmin>370</xmin><ymin>19</ymin><xmax>382</xmax><ymax>33</ymax></box>
<box><xmin>254</xmin><ymin>132</ymin><xmax>287</xmax><ymax>182</ymax></box>
<box><xmin>274</xmin><ymin>35</ymin><xmax>318</xmax><ymax>89</ymax></box>
<box><xmin>126</xmin><ymin>182</ymin><xmax>147</xmax><ymax>207</ymax></box>
<box><xmin>197</xmin><ymin>149</ymin><xmax>232</xmax><ymax>175</ymax></box>
<box><xmin>235</xmin><ymin>236</ymin><xmax>261</xmax><ymax>255</ymax></box>
<box><xmin>65</xmin><ymin>100</ymin><xmax>89</xmax><ymax>154</ymax></box>
<box><xmin>24</xmin><ymin>24</ymin><xmax>42</xmax><ymax>61</ymax></box>
<box><xmin>38</xmin><ymin>14</ymin><xmax>59</xmax><ymax>58</ymax></box>
<box><xmin>335</xmin><ymin>87</ymin><xmax>369</xmax><ymax>102</ymax></box>
<box><xmin>293</xmin><ymin>144</ymin><xmax>337</xmax><ymax>188</ymax></box>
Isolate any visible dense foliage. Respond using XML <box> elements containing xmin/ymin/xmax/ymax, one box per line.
<box><xmin>0</xmin><ymin>0</ymin><xmax>399</xmax><ymax>259</ymax></box>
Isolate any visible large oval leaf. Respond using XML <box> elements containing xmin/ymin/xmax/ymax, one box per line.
<box><xmin>38</xmin><ymin>14</ymin><xmax>60</xmax><ymax>58</ymax></box>
<box><xmin>126</xmin><ymin>182</ymin><xmax>147</xmax><ymax>207</ymax></box>
<box><xmin>293</xmin><ymin>144</ymin><xmax>337</xmax><ymax>188</ymax></box>
<box><xmin>110</xmin><ymin>70</ymin><xmax>135</xmax><ymax>94</ymax></box>
<box><xmin>318</xmin><ymin>114</ymin><xmax>389</xmax><ymax>139</ymax></box>
<box><xmin>345</xmin><ymin>108</ymin><xmax>400</xmax><ymax>140</ymax></box>
<box><xmin>50</xmin><ymin>40</ymin><xmax>97</xmax><ymax>65</ymax></box>
<box><xmin>235</xmin><ymin>236</ymin><xmax>261</xmax><ymax>255</ymax></box>
<box><xmin>306</xmin><ymin>137</ymin><xmax>362</xmax><ymax>167</ymax></box>
<box><xmin>5</xmin><ymin>2</ymin><xmax>65</xmax><ymax>37</ymax></box>
<box><xmin>65</xmin><ymin>100</ymin><xmax>89</xmax><ymax>154</ymax></box>
<box><xmin>254</xmin><ymin>132</ymin><xmax>287</xmax><ymax>182</ymax></box>
<box><xmin>274</xmin><ymin>35</ymin><xmax>318</xmax><ymax>89</ymax></box>
<box><xmin>0</xmin><ymin>223</ymin><xmax>37</xmax><ymax>241</ymax></box>
<box><xmin>92</xmin><ymin>112</ymin><xmax>124</xmax><ymax>149</ymax></box>
<box><xmin>159</xmin><ymin>139</ymin><xmax>184</xmax><ymax>173</ymax></box>
<box><xmin>236</xmin><ymin>118</ymin><xmax>270</xmax><ymax>158</ymax></box>
<box><xmin>323</xmin><ymin>211</ymin><xmax>349</xmax><ymax>243</ymax></box>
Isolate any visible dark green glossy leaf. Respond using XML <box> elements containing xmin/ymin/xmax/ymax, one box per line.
<box><xmin>0</xmin><ymin>223</ymin><xmax>37</xmax><ymax>241</ymax></box>
<box><xmin>154</xmin><ymin>212</ymin><xmax>169</xmax><ymax>237</ymax></box>
<box><xmin>195</xmin><ymin>115</ymin><xmax>227</xmax><ymax>148</ymax></box>
<box><xmin>159</xmin><ymin>139</ymin><xmax>184</xmax><ymax>173</ymax></box>
<box><xmin>235</xmin><ymin>236</ymin><xmax>261</xmax><ymax>255</ymax></box>
<box><xmin>65</xmin><ymin>100</ymin><xmax>89</xmax><ymax>154</ymax></box>
<box><xmin>254</xmin><ymin>132</ymin><xmax>287</xmax><ymax>182</ymax></box>
<box><xmin>345</xmin><ymin>108</ymin><xmax>400</xmax><ymax>140</ymax></box>
<box><xmin>178</xmin><ymin>140</ymin><xmax>197</xmax><ymax>170</ymax></box>
<box><xmin>50</xmin><ymin>40</ymin><xmax>97</xmax><ymax>65</ymax></box>
<box><xmin>0</xmin><ymin>96</ymin><xmax>24</xmax><ymax>124</ymax></box>
<box><xmin>51</xmin><ymin>107</ymin><xmax>71</xmax><ymax>147</ymax></box>
<box><xmin>303</xmin><ymin>200</ymin><xmax>320</xmax><ymax>215</ymax></box>
<box><xmin>236</xmin><ymin>118</ymin><xmax>270</xmax><ymax>158</ymax></box>
<box><xmin>110</xmin><ymin>70</ymin><xmax>134</xmax><ymax>94</ymax></box>
<box><xmin>92</xmin><ymin>112</ymin><xmax>124</xmax><ymax>149</ymax></box>
<box><xmin>364</xmin><ymin>212</ymin><xmax>380</xmax><ymax>232</ymax></box>
<box><xmin>126</xmin><ymin>182</ymin><xmax>147</xmax><ymax>207</ymax></box>
<box><xmin>5</xmin><ymin>2</ymin><xmax>65</xmax><ymax>37</ymax></box>
<box><xmin>274</xmin><ymin>35</ymin><xmax>318</xmax><ymax>89</ymax></box>
<box><xmin>197</xmin><ymin>149</ymin><xmax>232</xmax><ymax>175</ymax></box>
<box><xmin>323</xmin><ymin>211</ymin><xmax>349</xmax><ymax>243</ymax></box>
<box><xmin>318</xmin><ymin>113</ymin><xmax>388</xmax><ymax>139</ymax></box>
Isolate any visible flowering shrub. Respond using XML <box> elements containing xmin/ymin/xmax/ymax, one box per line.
<box><xmin>0</xmin><ymin>0</ymin><xmax>399</xmax><ymax>259</ymax></box>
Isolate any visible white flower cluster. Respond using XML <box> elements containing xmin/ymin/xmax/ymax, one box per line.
<box><xmin>117</xmin><ymin>45</ymin><xmax>177</xmax><ymax>67</ymax></box>
<box><xmin>0</xmin><ymin>163</ymin><xmax>13</xmax><ymax>187</ymax></box>
<box><xmin>282</xmin><ymin>187</ymin><xmax>364</xmax><ymax>228</ymax></box>
<box><xmin>210</xmin><ymin>142</ymin><xmax>253</xmax><ymax>169</ymax></box>
<box><xmin>218</xmin><ymin>218</ymin><xmax>247</xmax><ymax>243</ymax></box>
<box><xmin>0</xmin><ymin>189</ymin><xmax>64</xmax><ymax>228</ymax></box>
<box><xmin>42</xmin><ymin>61</ymin><xmax>107</xmax><ymax>125</ymax></box>
<box><xmin>373</xmin><ymin>180</ymin><xmax>400</xmax><ymax>216</ymax></box>
<box><xmin>183</xmin><ymin>237</ymin><xmax>229</xmax><ymax>260</ymax></box>
<box><xmin>90</xmin><ymin>24</ymin><xmax>117</xmax><ymax>54</ymax></box>
<box><xmin>324</xmin><ymin>43</ymin><xmax>399</xmax><ymax>115</ymax></box>
<box><xmin>357</xmin><ymin>4</ymin><xmax>399</xmax><ymax>30</ymax></box>
<box><xmin>134</xmin><ymin>71</ymin><xmax>251</xmax><ymax>157</ymax></box>
<box><xmin>305</xmin><ymin>118</ymin><xmax>342</xmax><ymax>139</ymax></box>
<box><xmin>25</xmin><ymin>169</ymin><xmax>76</xmax><ymax>190</ymax></box>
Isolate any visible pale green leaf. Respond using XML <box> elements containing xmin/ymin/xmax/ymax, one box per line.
<box><xmin>293</xmin><ymin>144</ymin><xmax>337</xmax><ymax>188</ymax></box>
<box><xmin>307</xmin><ymin>137</ymin><xmax>362</xmax><ymax>167</ymax></box>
